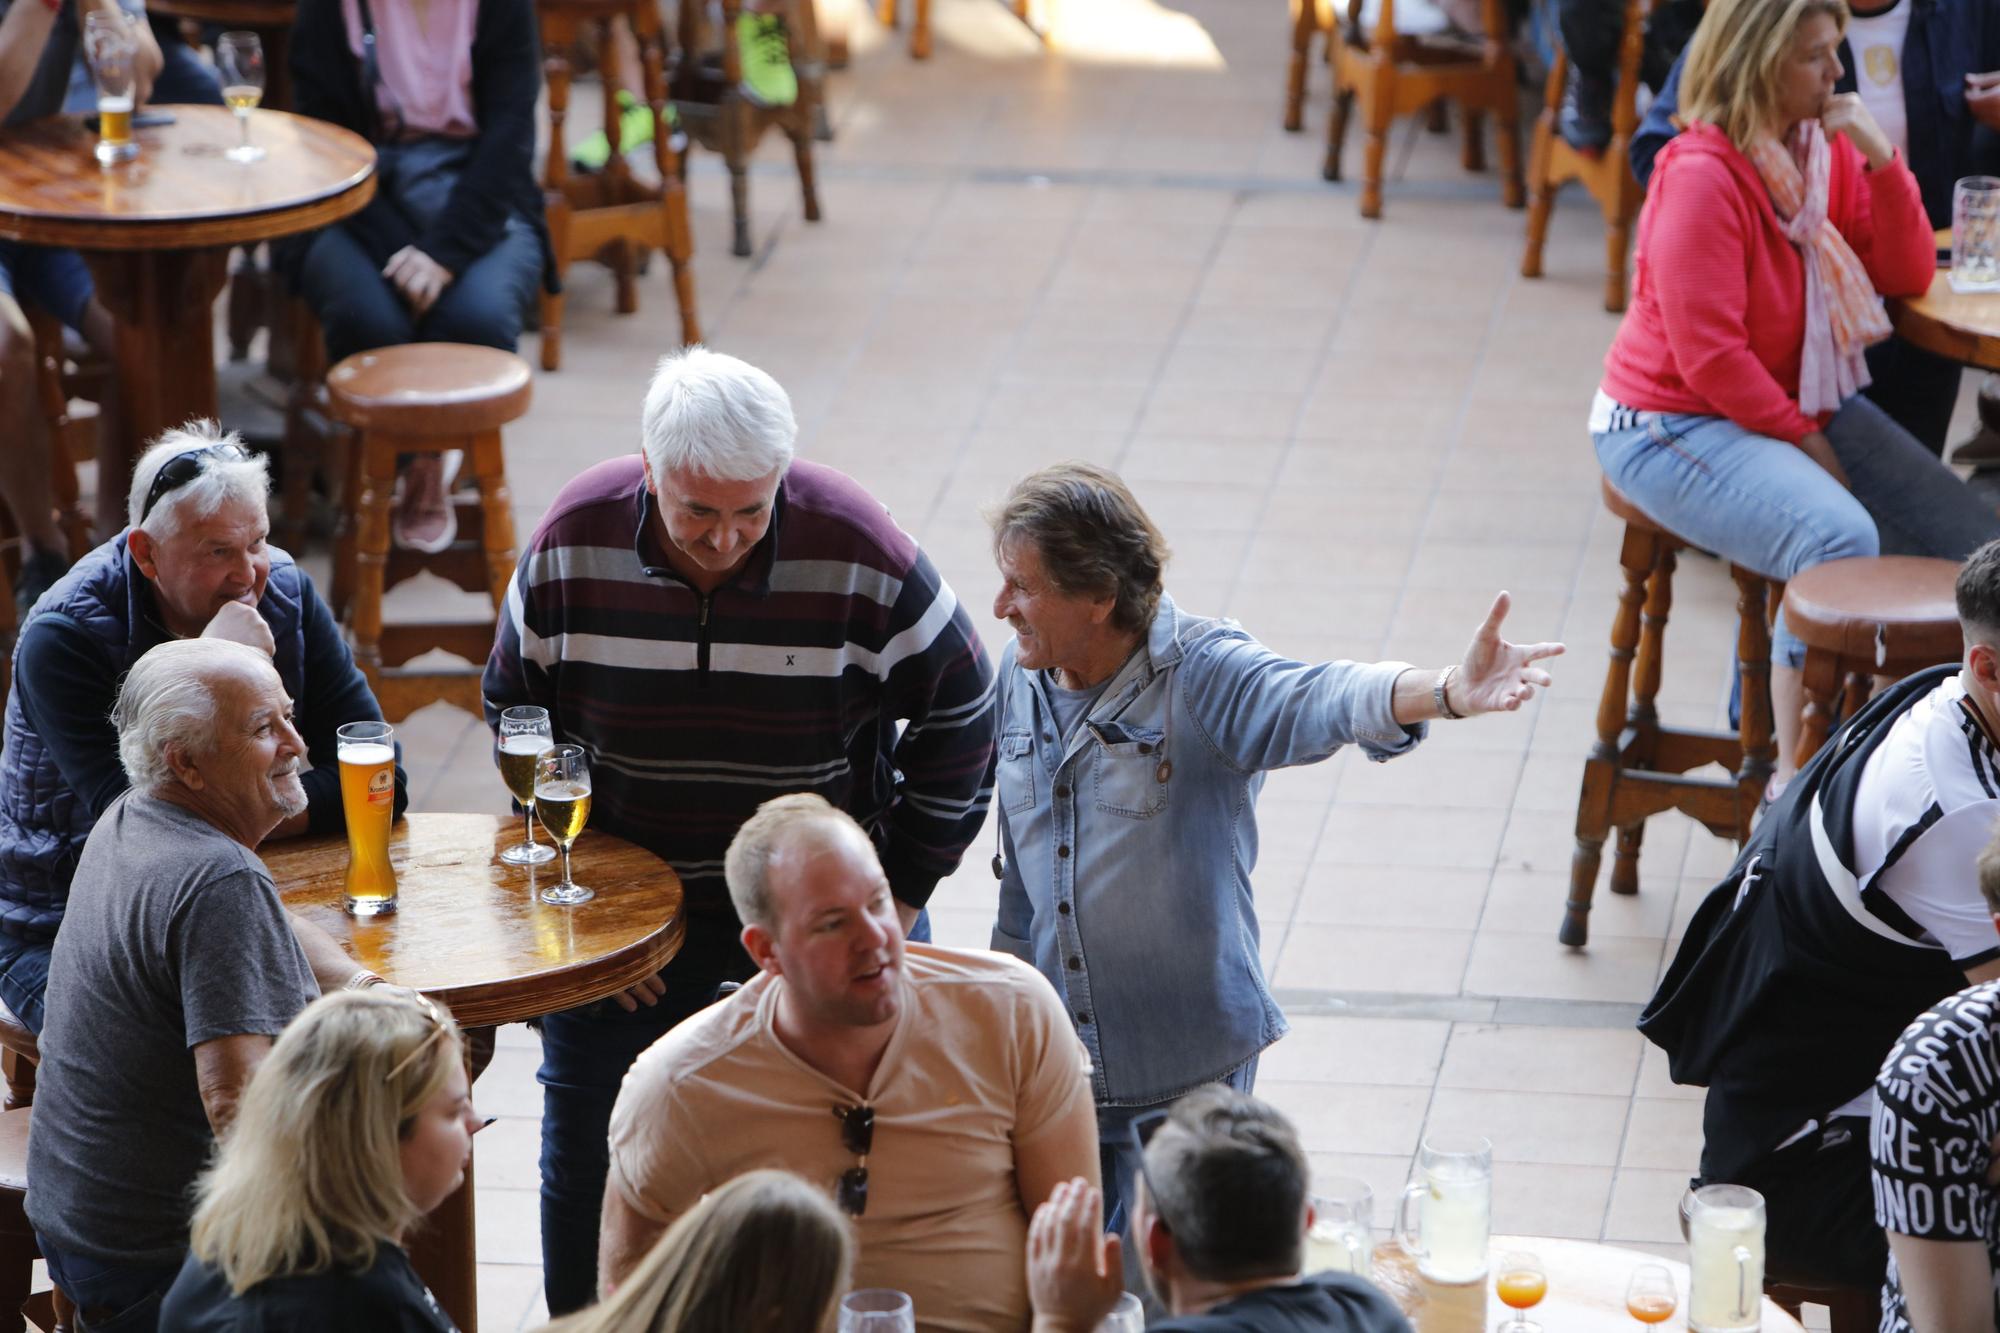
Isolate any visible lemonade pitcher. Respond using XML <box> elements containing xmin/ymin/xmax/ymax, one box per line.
<box><xmin>1395</xmin><ymin>1135</ymin><xmax>1492</xmax><ymax>1283</ymax></box>
<box><xmin>1687</xmin><ymin>1184</ymin><xmax>1764</xmax><ymax>1333</ymax></box>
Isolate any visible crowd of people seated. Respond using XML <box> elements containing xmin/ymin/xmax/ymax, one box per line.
<box><xmin>6</xmin><ymin>0</ymin><xmax>2000</xmax><ymax>1327</ymax></box>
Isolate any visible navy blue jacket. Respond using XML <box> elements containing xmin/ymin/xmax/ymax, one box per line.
<box><xmin>0</xmin><ymin>533</ymin><xmax>407</xmax><ymax>942</ymax></box>
<box><xmin>1634</xmin><ymin>0</ymin><xmax>2000</xmax><ymax>227</ymax></box>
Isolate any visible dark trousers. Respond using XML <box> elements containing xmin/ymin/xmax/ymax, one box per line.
<box><xmin>536</xmin><ymin>911</ymin><xmax>933</xmax><ymax>1314</ymax></box>
<box><xmin>36</xmin><ymin>1237</ymin><xmax>179</xmax><ymax>1333</ymax></box>
<box><xmin>0</xmin><ymin>934</ymin><xmax>51</xmax><ymax>1036</ymax></box>
<box><xmin>1863</xmin><ymin>334</ymin><xmax>1965</xmax><ymax>459</ymax></box>
<box><xmin>1721</xmin><ymin>1117</ymin><xmax>1886</xmax><ymax>1288</ymax></box>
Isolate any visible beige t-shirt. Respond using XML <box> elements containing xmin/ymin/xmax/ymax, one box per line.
<box><xmin>607</xmin><ymin>944</ymin><xmax>1093</xmax><ymax>1333</ymax></box>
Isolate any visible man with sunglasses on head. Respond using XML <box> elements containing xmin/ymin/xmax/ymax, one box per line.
<box><xmin>1026</xmin><ymin>1088</ymin><xmax>1410</xmax><ymax>1332</ymax></box>
<box><xmin>0</xmin><ymin>421</ymin><xmax>406</xmax><ymax>1039</ymax></box>
<box><xmin>599</xmin><ymin>793</ymin><xmax>1097</xmax><ymax>1333</ymax></box>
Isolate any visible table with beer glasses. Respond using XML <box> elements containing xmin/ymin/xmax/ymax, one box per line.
<box><xmin>0</xmin><ymin>105</ymin><xmax>374</xmax><ymax>451</ymax></box>
<box><xmin>1367</xmin><ymin>1236</ymin><xmax>1804</xmax><ymax>1332</ymax></box>
<box><xmin>1890</xmin><ymin>229</ymin><xmax>2000</xmax><ymax>372</ymax></box>
<box><xmin>263</xmin><ymin>812</ymin><xmax>686</xmax><ymax>1332</ymax></box>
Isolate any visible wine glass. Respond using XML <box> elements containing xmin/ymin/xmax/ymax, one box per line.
<box><xmin>1494</xmin><ymin>1251</ymin><xmax>1547</xmax><ymax>1333</ymax></box>
<box><xmin>216</xmin><ymin>32</ymin><xmax>266</xmax><ymax>162</ymax></box>
<box><xmin>1625</xmin><ymin>1263</ymin><xmax>1678</xmax><ymax>1326</ymax></box>
<box><xmin>1095</xmin><ymin>1293</ymin><xmax>1143</xmax><ymax>1333</ymax></box>
<box><xmin>533</xmin><ymin>744</ymin><xmax>593</xmax><ymax>906</ymax></box>
<box><xmin>838</xmin><ymin>1290</ymin><xmax>914</xmax><ymax>1333</ymax></box>
<box><xmin>496</xmin><ymin>706</ymin><xmax>557</xmax><ymax>866</ymax></box>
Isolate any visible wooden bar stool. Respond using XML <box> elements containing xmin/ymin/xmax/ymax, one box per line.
<box><xmin>0</xmin><ymin>1001</ymin><xmax>37</xmax><ymax>1113</ymax></box>
<box><xmin>1781</xmin><ymin>556</ymin><xmax>1963</xmax><ymax>770</ymax></box>
<box><xmin>538</xmin><ymin>0</ymin><xmax>702</xmax><ymax>371</ymax></box>
<box><xmin>0</xmin><ymin>1107</ymin><xmax>73</xmax><ymax>1332</ymax></box>
<box><xmin>1322</xmin><ymin>0</ymin><xmax>1524</xmax><ymax>219</ymax></box>
<box><xmin>1520</xmin><ymin>0</ymin><xmax>1648</xmax><ymax>311</ymax></box>
<box><xmin>1283</xmin><ymin>0</ymin><xmax>1335</xmax><ymax>132</ymax></box>
<box><xmin>1564</xmin><ymin>479</ymin><xmax>1777</xmax><ymax>948</ymax></box>
<box><xmin>325</xmin><ymin>345</ymin><xmax>532</xmax><ymax>722</ymax></box>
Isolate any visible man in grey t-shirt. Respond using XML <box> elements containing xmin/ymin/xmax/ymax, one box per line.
<box><xmin>25</xmin><ymin>639</ymin><xmax>381</xmax><ymax>1332</ymax></box>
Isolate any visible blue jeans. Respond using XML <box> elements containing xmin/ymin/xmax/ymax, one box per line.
<box><xmin>298</xmin><ymin>214</ymin><xmax>541</xmax><ymax>365</ymax></box>
<box><xmin>1594</xmin><ymin>395</ymin><xmax>2000</xmax><ymax>667</ymax></box>
<box><xmin>0</xmin><ymin>243</ymin><xmax>92</xmax><ymax>332</ymax></box>
<box><xmin>0</xmin><ymin>935</ymin><xmax>51</xmax><ymax>1036</ymax></box>
<box><xmin>37</xmin><ymin>1237</ymin><xmax>179</xmax><ymax>1333</ymax></box>
<box><xmin>536</xmin><ymin>909</ymin><xmax>932</xmax><ymax>1315</ymax></box>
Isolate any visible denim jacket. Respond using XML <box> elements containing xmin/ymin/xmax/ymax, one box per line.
<box><xmin>989</xmin><ymin>593</ymin><xmax>1424</xmax><ymax>1106</ymax></box>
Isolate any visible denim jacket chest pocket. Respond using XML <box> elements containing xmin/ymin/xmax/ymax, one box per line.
<box><xmin>998</xmin><ymin>731</ymin><xmax>1037</xmax><ymax>814</ymax></box>
<box><xmin>1090</xmin><ymin>722</ymin><xmax>1168</xmax><ymax>819</ymax></box>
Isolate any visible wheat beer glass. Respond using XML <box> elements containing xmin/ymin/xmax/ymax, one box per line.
<box><xmin>82</xmin><ymin>14</ymin><xmax>138</xmax><ymax>164</ymax></box>
<box><xmin>1687</xmin><ymin>1185</ymin><xmax>1763</xmax><ymax>1333</ymax></box>
<box><xmin>338</xmin><ymin>721</ymin><xmax>398</xmax><ymax>915</ymax></box>
<box><xmin>534</xmin><ymin>744</ymin><xmax>593</xmax><ymax>906</ymax></box>
<box><xmin>497</xmin><ymin>706</ymin><xmax>557</xmax><ymax>866</ymax></box>
<box><xmin>1396</xmin><ymin>1135</ymin><xmax>1492</xmax><ymax>1284</ymax></box>
<box><xmin>216</xmin><ymin>32</ymin><xmax>266</xmax><ymax>161</ymax></box>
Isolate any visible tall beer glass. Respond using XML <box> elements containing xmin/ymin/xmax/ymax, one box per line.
<box><xmin>497</xmin><ymin>706</ymin><xmax>557</xmax><ymax>866</ymax></box>
<box><xmin>338</xmin><ymin>721</ymin><xmax>398</xmax><ymax>916</ymax></box>
<box><xmin>534</xmin><ymin>744</ymin><xmax>593</xmax><ymax>906</ymax></box>
<box><xmin>82</xmin><ymin>14</ymin><xmax>138</xmax><ymax>164</ymax></box>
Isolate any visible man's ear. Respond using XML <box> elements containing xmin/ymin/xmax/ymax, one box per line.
<box><xmin>163</xmin><ymin>740</ymin><xmax>204</xmax><ymax>792</ymax></box>
<box><xmin>1143</xmin><ymin>1210</ymin><xmax>1175</xmax><ymax>1283</ymax></box>
<box><xmin>639</xmin><ymin>453</ymin><xmax>659</xmax><ymax>498</ymax></box>
<box><xmin>1972</xmin><ymin>642</ymin><xmax>2000</xmax><ymax>694</ymax></box>
<box><xmin>128</xmin><ymin>528</ymin><xmax>160</xmax><ymax>582</ymax></box>
<box><xmin>741</xmin><ymin>923</ymin><xmax>780</xmax><ymax>975</ymax></box>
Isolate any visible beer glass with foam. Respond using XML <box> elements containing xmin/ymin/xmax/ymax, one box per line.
<box><xmin>82</xmin><ymin>14</ymin><xmax>138</xmax><ymax>164</ymax></box>
<box><xmin>496</xmin><ymin>706</ymin><xmax>557</xmax><ymax>866</ymax></box>
<box><xmin>1395</xmin><ymin>1135</ymin><xmax>1492</xmax><ymax>1284</ymax></box>
<box><xmin>1687</xmin><ymin>1184</ymin><xmax>1763</xmax><ymax>1333</ymax></box>
<box><xmin>338</xmin><ymin>721</ymin><xmax>398</xmax><ymax>916</ymax></box>
<box><xmin>534</xmin><ymin>744</ymin><xmax>593</xmax><ymax>906</ymax></box>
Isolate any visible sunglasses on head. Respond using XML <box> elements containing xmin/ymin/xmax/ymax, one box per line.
<box><xmin>139</xmin><ymin>442</ymin><xmax>250</xmax><ymax>522</ymax></box>
<box><xmin>384</xmin><ymin>995</ymin><xmax>448</xmax><ymax>1085</ymax></box>
<box><xmin>834</xmin><ymin>1103</ymin><xmax>873</xmax><ymax>1216</ymax></box>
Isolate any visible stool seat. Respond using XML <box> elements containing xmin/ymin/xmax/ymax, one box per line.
<box><xmin>325</xmin><ymin>345</ymin><xmax>532</xmax><ymax>436</ymax></box>
<box><xmin>1599</xmin><ymin>477</ymin><xmax>1663</xmax><ymax>536</ymax></box>
<box><xmin>1783</xmin><ymin>556</ymin><xmax>1962</xmax><ymax>666</ymax></box>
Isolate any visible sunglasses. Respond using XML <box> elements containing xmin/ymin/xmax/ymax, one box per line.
<box><xmin>833</xmin><ymin>1103</ymin><xmax>873</xmax><ymax>1216</ymax></box>
<box><xmin>1130</xmin><ymin>1109</ymin><xmax>1184</xmax><ymax>1236</ymax></box>
<box><xmin>139</xmin><ymin>442</ymin><xmax>250</xmax><ymax>522</ymax></box>
<box><xmin>384</xmin><ymin>995</ymin><xmax>448</xmax><ymax>1084</ymax></box>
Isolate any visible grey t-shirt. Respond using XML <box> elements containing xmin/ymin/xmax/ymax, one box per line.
<box><xmin>1042</xmin><ymin>671</ymin><xmax>1110</xmax><ymax>743</ymax></box>
<box><xmin>0</xmin><ymin>0</ymin><xmax>80</xmax><ymax>128</ymax></box>
<box><xmin>25</xmin><ymin>793</ymin><xmax>319</xmax><ymax>1266</ymax></box>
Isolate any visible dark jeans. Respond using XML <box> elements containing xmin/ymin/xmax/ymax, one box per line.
<box><xmin>1863</xmin><ymin>334</ymin><xmax>1965</xmax><ymax>459</ymax></box>
<box><xmin>0</xmin><ymin>934</ymin><xmax>51</xmax><ymax>1036</ymax></box>
<box><xmin>37</xmin><ymin>1237</ymin><xmax>179</xmax><ymax>1333</ymax></box>
<box><xmin>1717</xmin><ymin>1117</ymin><xmax>1886</xmax><ymax>1288</ymax></box>
<box><xmin>536</xmin><ymin>910</ymin><xmax>932</xmax><ymax>1314</ymax></box>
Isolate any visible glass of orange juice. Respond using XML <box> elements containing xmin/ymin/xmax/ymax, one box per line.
<box><xmin>1625</xmin><ymin>1263</ymin><xmax>1678</xmax><ymax>1326</ymax></box>
<box><xmin>1494</xmin><ymin>1251</ymin><xmax>1546</xmax><ymax>1333</ymax></box>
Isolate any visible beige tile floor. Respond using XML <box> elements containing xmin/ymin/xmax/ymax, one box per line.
<box><xmin>247</xmin><ymin>0</ymin><xmax>1981</xmax><ymax>1325</ymax></box>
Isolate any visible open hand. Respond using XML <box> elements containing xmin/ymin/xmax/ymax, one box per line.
<box><xmin>1969</xmin><ymin>72</ymin><xmax>2000</xmax><ymax>133</ymax></box>
<box><xmin>609</xmin><ymin>972</ymin><xmax>668</xmax><ymax>1013</ymax></box>
<box><xmin>1821</xmin><ymin>93</ymin><xmax>1893</xmax><ymax>170</ymax></box>
<box><xmin>1027</xmin><ymin>1179</ymin><xmax>1124</xmax><ymax>1333</ymax></box>
<box><xmin>383</xmin><ymin>246</ymin><xmax>453</xmax><ymax>317</ymax></box>
<box><xmin>1454</xmin><ymin>592</ymin><xmax>1563</xmax><ymax>715</ymax></box>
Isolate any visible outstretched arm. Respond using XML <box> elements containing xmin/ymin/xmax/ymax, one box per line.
<box><xmin>1390</xmin><ymin>591</ymin><xmax>1564</xmax><ymax>725</ymax></box>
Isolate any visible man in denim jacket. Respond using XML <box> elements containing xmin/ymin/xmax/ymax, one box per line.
<box><xmin>986</xmin><ymin>463</ymin><xmax>1563</xmax><ymax>1237</ymax></box>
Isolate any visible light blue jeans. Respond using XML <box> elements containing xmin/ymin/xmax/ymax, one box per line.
<box><xmin>1593</xmin><ymin>395</ymin><xmax>2000</xmax><ymax>667</ymax></box>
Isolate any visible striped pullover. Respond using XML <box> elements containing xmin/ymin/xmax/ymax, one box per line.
<box><xmin>483</xmin><ymin>457</ymin><xmax>997</xmax><ymax>920</ymax></box>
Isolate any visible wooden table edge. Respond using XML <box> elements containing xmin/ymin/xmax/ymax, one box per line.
<box><xmin>436</xmin><ymin>911</ymin><xmax>687</xmax><ymax>1028</ymax></box>
<box><xmin>0</xmin><ymin>173</ymin><xmax>377</xmax><ymax>250</ymax></box>
<box><xmin>1889</xmin><ymin>298</ymin><xmax>1988</xmax><ymax>367</ymax></box>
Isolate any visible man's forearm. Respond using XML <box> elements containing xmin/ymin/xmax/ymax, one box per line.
<box><xmin>287</xmin><ymin>910</ymin><xmax>371</xmax><ymax>991</ymax></box>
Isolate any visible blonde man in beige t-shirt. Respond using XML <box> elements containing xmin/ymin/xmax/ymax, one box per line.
<box><xmin>599</xmin><ymin>794</ymin><xmax>1099</xmax><ymax>1333</ymax></box>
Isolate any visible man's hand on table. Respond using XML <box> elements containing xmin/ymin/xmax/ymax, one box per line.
<box><xmin>609</xmin><ymin>972</ymin><xmax>668</xmax><ymax>1013</ymax></box>
<box><xmin>1968</xmin><ymin>72</ymin><xmax>2000</xmax><ymax>133</ymax></box>
<box><xmin>384</xmin><ymin>247</ymin><xmax>454</xmax><ymax>317</ymax></box>
<box><xmin>201</xmin><ymin>600</ymin><xmax>275</xmax><ymax>655</ymax></box>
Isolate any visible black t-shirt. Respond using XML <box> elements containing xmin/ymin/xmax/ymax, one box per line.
<box><xmin>159</xmin><ymin>1243</ymin><xmax>458</xmax><ymax>1332</ymax></box>
<box><xmin>1149</xmin><ymin>1273</ymin><xmax>1414</xmax><ymax>1333</ymax></box>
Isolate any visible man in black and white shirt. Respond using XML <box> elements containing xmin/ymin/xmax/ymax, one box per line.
<box><xmin>1873</xmin><ymin>971</ymin><xmax>2000</xmax><ymax>1331</ymax></box>
<box><xmin>1641</xmin><ymin>539</ymin><xmax>2000</xmax><ymax>1290</ymax></box>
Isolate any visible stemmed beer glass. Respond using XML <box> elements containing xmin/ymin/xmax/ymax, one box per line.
<box><xmin>533</xmin><ymin>744</ymin><xmax>593</xmax><ymax>906</ymax></box>
<box><xmin>496</xmin><ymin>706</ymin><xmax>557</xmax><ymax>866</ymax></box>
<box><xmin>216</xmin><ymin>31</ymin><xmax>266</xmax><ymax>162</ymax></box>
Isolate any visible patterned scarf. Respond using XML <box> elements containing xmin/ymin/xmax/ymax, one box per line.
<box><xmin>1744</xmin><ymin>121</ymin><xmax>1891</xmax><ymax>416</ymax></box>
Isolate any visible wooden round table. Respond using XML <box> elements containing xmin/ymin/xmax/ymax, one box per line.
<box><xmin>1371</xmin><ymin>1235</ymin><xmax>1805</xmax><ymax>1331</ymax></box>
<box><xmin>0</xmin><ymin>105</ymin><xmax>373</xmax><ymax>454</ymax></box>
<box><xmin>1890</xmin><ymin>268</ymin><xmax>2000</xmax><ymax>371</ymax></box>
<box><xmin>263</xmin><ymin>812</ymin><xmax>686</xmax><ymax>1333</ymax></box>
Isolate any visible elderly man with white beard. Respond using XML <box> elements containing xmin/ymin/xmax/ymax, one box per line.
<box><xmin>23</xmin><ymin>638</ymin><xmax>388</xmax><ymax>1333</ymax></box>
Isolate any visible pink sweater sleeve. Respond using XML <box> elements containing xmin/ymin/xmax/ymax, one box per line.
<box><xmin>1830</xmin><ymin>146</ymin><xmax>1935</xmax><ymax>299</ymax></box>
<box><xmin>1647</xmin><ymin>154</ymin><xmax>1821</xmax><ymax>444</ymax></box>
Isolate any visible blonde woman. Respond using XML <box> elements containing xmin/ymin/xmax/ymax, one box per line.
<box><xmin>159</xmin><ymin>990</ymin><xmax>480</xmax><ymax>1331</ymax></box>
<box><xmin>539</xmin><ymin>1171</ymin><xmax>853</xmax><ymax>1333</ymax></box>
<box><xmin>1591</xmin><ymin>0</ymin><xmax>1999</xmax><ymax>790</ymax></box>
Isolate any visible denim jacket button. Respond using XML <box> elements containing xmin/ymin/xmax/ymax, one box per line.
<box><xmin>1057</xmin><ymin>902</ymin><xmax>1071</xmax><ymax>915</ymax></box>
<box><xmin>1075</xmin><ymin>1011</ymin><xmax>1091</xmax><ymax>1025</ymax></box>
<box><xmin>1066</xmin><ymin>956</ymin><xmax>1081</xmax><ymax>970</ymax></box>
<box><xmin>1057</xmin><ymin>844</ymin><xmax>1070</xmax><ymax>858</ymax></box>
<box><xmin>1055</xmin><ymin>784</ymin><xmax>1070</xmax><ymax>799</ymax></box>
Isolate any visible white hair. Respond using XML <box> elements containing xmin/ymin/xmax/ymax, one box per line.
<box><xmin>127</xmin><ymin>421</ymin><xmax>272</xmax><ymax>539</ymax></box>
<box><xmin>114</xmin><ymin>639</ymin><xmax>274</xmax><ymax>795</ymax></box>
<box><xmin>640</xmin><ymin>347</ymin><xmax>797</xmax><ymax>483</ymax></box>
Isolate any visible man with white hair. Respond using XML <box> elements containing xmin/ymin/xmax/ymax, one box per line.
<box><xmin>25</xmin><ymin>638</ymin><xmax>388</xmax><ymax>1333</ymax></box>
<box><xmin>483</xmin><ymin>345</ymin><xmax>997</xmax><ymax>1313</ymax></box>
<box><xmin>0</xmin><ymin>421</ymin><xmax>405</xmax><ymax>1036</ymax></box>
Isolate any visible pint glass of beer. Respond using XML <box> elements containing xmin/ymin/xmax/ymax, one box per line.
<box><xmin>82</xmin><ymin>14</ymin><xmax>138</xmax><ymax>164</ymax></box>
<box><xmin>338</xmin><ymin>721</ymin><xmax>398</xmax><ymax>916</ymax></box>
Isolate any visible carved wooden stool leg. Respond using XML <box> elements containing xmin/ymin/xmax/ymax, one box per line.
<box><xmin>1797</xmin><ymin>649</ymin><xmax>1841</xmax><ymax>772</ymax></box>
<box><xmin>1603</xmin><ymin>206</ymin><xmax>1633</xmax><ymax>312</ymax></box>
<box><xmin>1359</xmin><ymin>54</ymin><xmax>1393</xmax><ymax>218</ymax></box>
<box><xmin>1460</xmin><ymin>106</ymin><xmax>1486</xmax><ymax>172</ymax></box>
<box><xmin>1611</xmin><ymin>821</ymin><xmax>1645</xmax><ymax>897</ymax></box>
<box><xmin>1285</xmin><ymin>0</ymin><xmax>1317</xmax><ymax>132</ymax></box>
<box><xmin>1564</xmin><ymin>525</ymin><xmax>1655</xmax><ymax>947</ymax></box>
<box><xmin>1323</xmin><ymin>88</ymin><xmax>1354</xmax><ymax>181</ymax></box>
<box><xmin>1494</xmin><ymin>74</ymin><xmax>1525</xmax><ymax>208</ymax></box>
<box><xmin>1631</xmin><ymin>545</ymin><xmax>1674</xmax><ymax>733</ymax></box>
<box><xmin>350</xmin><ymin>436</ymin><xmax>397</xmax><ymax>695</ymax></box>
<box><xmin>1733</xmin><ymin>569</ymin><xmax>1776</xmax><ymax>832</ymax></box>
<box><xmin>331</xmin><ymin>424</ymin><xmax>364</xmax><ymax>619</ymax></box>
<box><xmin>791</xmin><ymin>125</ymin><xmax>822</xmax><ymax>222</ymax></box>
<box><xmin>0</xmin><ymin>1051</ymin><xmax>32</xmax><ymax>1113</ymax></box>
<box><xmin>468</xmin><ymin>430</ymin><xmax>518</xmax><ymax>609</ymax></box>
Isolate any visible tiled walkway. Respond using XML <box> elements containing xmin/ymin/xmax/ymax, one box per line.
<box><xmin>299</xmin><ymin>1</ymin><xmax>1977</xmax><ymax>1325</ymax></box>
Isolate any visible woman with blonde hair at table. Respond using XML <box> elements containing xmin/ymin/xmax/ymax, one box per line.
<box><xmin>1589</xmin><ymin>0</ymin><xmax>2000</xmax><ymax>793</ymax></box>
<box><xmin>538</xmin><ymin>1170</ymin><xmax>854</xmax><ymax>1333</ymax></box>
<box><xmin>158</xmin><ymin>990</ymin><xmax>481</xmax><ymax>1331</ymax></box>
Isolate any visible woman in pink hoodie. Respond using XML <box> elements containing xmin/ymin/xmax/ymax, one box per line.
<box><xmin>1591</xmin><ymin>0</ymin><xmax>1997</xmax><ymax>787</ymax></box>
